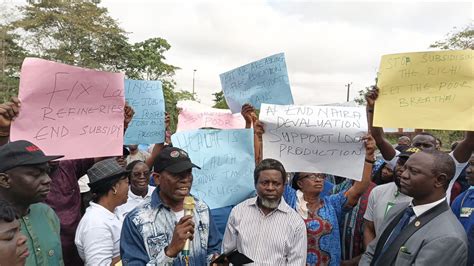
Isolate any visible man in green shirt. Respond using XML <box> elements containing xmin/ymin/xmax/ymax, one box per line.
<box><xmin>0</xmin><ymin>140</ymin><xmax>64</xmax><ymax>266</ymax></box>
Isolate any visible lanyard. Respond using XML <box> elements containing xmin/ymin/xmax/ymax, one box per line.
<box><xmin>385</xmin><ymin>189</ymin><xmax>402</xmax><ymax>216</ymax></box>
<box><xmin>393</xmin><ymin>189</ymin><xmax>400</xmax><ymax>198</ymax></box>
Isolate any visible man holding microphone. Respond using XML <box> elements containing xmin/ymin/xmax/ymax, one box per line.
<box><xmin>120</xmin><ymin>147</ymin><xmax>222</xmax><ymax>265</ymax></box>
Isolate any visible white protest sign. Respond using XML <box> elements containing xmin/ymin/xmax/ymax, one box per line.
<box><xmin>259</xmin><ymin>104</ymin><xmax>368</xmax><ymax>180</ymax></box>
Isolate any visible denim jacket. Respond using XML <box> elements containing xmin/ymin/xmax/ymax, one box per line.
<box><xmin>120</xmin><ymin>188</ymin><xmax>222</xmax><ymax>265</ymax></box>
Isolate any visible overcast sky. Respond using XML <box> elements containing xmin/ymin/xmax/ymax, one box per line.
<box><xmin>9</xmin><ymin>0</ymin><xmax>473</xmax><ymax>106</ymax></box>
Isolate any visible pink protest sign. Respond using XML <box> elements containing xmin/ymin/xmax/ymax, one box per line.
<box><xmin>11</xmin><ymin>58</ymin><xmax>125</xmax><ymax>160</ymax></box>
<box><xmin>177</xmin><ymin>108</ymin><xmax>245</xmax><ymax>132</ymax></box>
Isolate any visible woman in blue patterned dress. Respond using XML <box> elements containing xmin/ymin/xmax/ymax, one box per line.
<box><xmin>283</xmin><ymin>135</ymin><xmax>375</xmax><ymax>266</ymax></box>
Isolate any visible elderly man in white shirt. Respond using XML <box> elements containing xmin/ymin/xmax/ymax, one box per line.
<box><xmin>223</xmin><ymin>159</ymin><xmax>307</xmax><ymax>265</ymax></box>
<box><xmin>116</xmin><ymin>160</ymin><xmax>155</xmax><ymax>220</ymax></box>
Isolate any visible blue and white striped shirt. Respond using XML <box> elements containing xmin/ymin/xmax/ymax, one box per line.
<box><xmin>222</xmin><ymin>196</ymin><xmax>307</xmax><ymax>265</ymax></box>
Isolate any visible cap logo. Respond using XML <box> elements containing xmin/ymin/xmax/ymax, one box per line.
<box><xmin>25</xmin><ymin>145</ymin><xmax>40</xmax><ymax>152</ymax></box>
<box><xmin>406</xmin><ymin>147</ymin><xmax>421</xmax><ymax>153</ymax></box>
<box><xmin>180</xmin><ymin>151</ymin><xmax>188</xmax><ymax>157</ymax></box>
<box><xmin>170</xmin><ymin>151</ymin><xmax>180</xmax><ymax>158</ymax></box>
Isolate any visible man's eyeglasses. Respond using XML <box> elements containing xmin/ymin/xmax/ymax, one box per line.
<box><xmin>132</xmin><ymin>171</ymin><xmax>150</xmax><ymax>178</ymax></box>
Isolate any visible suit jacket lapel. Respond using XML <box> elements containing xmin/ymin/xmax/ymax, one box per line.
<box><xmin>376</xmin><ymin>201</ymin><xmax>450</xmax><ymax>266</ymax></box>
<box><xmin>371</xmin><ymin>204</ymin><xmax>409</xmax><ymax>266</ymax></box>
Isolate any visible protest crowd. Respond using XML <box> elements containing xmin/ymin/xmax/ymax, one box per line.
<box><xmin>0</xmin><ymin>50</ymin><xmax>473</xmax><ymax>266</ymax></box>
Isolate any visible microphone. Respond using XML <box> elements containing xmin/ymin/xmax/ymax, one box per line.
<box><xmin>182</xmin><ymin>196</ymin><xmax>195</xmax><ymax>256</ymax></box>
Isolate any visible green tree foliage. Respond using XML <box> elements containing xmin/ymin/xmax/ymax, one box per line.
<box><xmin>1</xmin><ymin>0</ymin><xmax>131</xmax><ymax>100</ymax></box>
<box><xmin>212</xmin><ymin>91</ymin><xmax>229</xmax><ymax>109</ymax></box>
<box><xmin>430</xmin><ymin>23</ymin><xmax>474</xmax><ymax>50</ymax></box>
<box><xmin>125</xmin><ymin>38</ymin><xmax>178</xmax><ymax>80</ymax></box>
<box><xmin>354</xmin><ymin>77</ymin><xmax>378</xmax><ymax>106</ymax></box>
<box><xmin>13</xmin><ymin>0</ymin><xmax>130</xmax><ymax>71</ymax></box>
<box><xmin>354</xmin><ymin>86</ymin><xmax>371</xmax><ymax>106</ymax></box>
<box><xmin>0</xmin><ymin>26</ymin><xmax>27</xmax><ymax>102</ymax></box>
<box><xmin>0</xmin><ymin>1</ymin><xmax>187</xmax><ymax>133</ymax></box>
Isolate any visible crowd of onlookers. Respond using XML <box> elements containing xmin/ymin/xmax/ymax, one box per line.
<box><xmin>0</xmin><ymin>86</ymin><xmax>473</xmax><ymax>266</ymax></box>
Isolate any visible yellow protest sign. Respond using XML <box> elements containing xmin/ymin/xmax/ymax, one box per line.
<box><xmin>374</xmin><ymin>50</ymin><xmax>473</xmax><ymax>131</ymax></box>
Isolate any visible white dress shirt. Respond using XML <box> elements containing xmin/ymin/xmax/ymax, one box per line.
<box><xmin>410</xmin><ymin>197</ymin><xmax>447</xmax><ymax>221</ymax></box>
<box><xmin>75</xmin><ymin>202</ymin><xmax>122</xmax><ymax>266</ymax></box>
<box><xmin>116</xmin><ymin>185</ymin><xmax>155</xmax><ymax>220</ymax></box>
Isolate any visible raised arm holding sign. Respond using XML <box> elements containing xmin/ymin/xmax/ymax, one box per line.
<box><xmin>368</xmin><ymin>50</ymin><xmax>474</xmax><ymax>201</ymax></box>
<box><xmin>366</xmin><ymin>86</ymin><xmax>474</xmax><ymax>202</ymax></box>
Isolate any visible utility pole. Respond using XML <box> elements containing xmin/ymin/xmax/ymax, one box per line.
<box><xmin>192</xmin><ymin>69</ymin><xmax>197</xmax><ymax>94</ymax></box>
<box><xmin>345</xmin><ymin>82</ymin><xmax>352</xmax><ymax>102</ymax></box>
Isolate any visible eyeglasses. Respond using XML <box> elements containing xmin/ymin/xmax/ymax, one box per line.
<box><xmin>299</xmin><ymin>173</ymin><xmax>325</xmax><ymax>181</ymax></box>
<box><xmin>132</xmin><ymin>171</ymin><xmax>150</xmax><ymax>178</ymax></box>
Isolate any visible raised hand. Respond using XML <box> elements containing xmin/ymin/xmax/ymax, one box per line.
<box><xmin>254</xmin><ymin>120</ymin><xmax>265</xmax><ymax>138</ymax></box>
<box><xmin>0</xmin><ymin>97</ymin><xmax>21</xmax><ymax>134</ymax></box>
<box><xmin>241</xmin><ymin>103</ymin><xmax>256</xmax><ymax>127</ymax></box>
<box><xmin>364</xmin><ymin>134</ymin><xmax>376</xmax><ymax>157</ymax></box>
<box><xmin>365</xmin><ymin>86</ymin><xmax>379</xmax><ymax>109</ymax></box>
<box><xmin>123</xmin><ymin>102</ymin><xmax>135</xmax><ymax>129</ymax></box>
<box><xmin>165</xmin><ymin>112</ymin><xmax>171</xmax><ymax>130</ymax></box>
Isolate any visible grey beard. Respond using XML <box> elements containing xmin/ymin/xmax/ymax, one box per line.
<box><xmin>260</xmin><ymin>197</ymin><xmax>280</xmax><ymax>209</ymax></box>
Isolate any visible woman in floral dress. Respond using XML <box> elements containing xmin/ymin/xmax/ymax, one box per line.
<box><xmin>284</xmin><ymin>135</ymin><xmax>375</xmax><ymax>266</ymax></box>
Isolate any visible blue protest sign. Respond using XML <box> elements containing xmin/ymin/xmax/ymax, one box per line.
<box><xmin>171</xmin><ymin>129</ymin><xmax>256</xmax><ymax>209</ymax></box>
<box><xmin>220</xmin><ymin>53</ymin><xmax>294</xmax><ymax>113</ymax></box>
<box><xmin>124</xmin><ymin>79</ymin><xmax>165</xmax><ymax>144</ymax></box>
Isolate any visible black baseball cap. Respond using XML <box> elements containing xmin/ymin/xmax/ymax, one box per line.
<box><xmin>0</xmin><ymin>140</ymin><xmax>64</xmax><ymax>172</ymax></box>
<box><xmin>153</xmin><ymin>147</ymin><xmax>200</xmax><ymax>173</ymax></box>
<box><xmin>398</xmin><ymin>147</ymin><xmax>421</xmax><ymax>158</ymax></box>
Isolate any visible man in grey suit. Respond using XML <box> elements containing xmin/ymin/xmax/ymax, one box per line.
<box><xmin>360</xmin><ymin>150</ymin><xmax>468</xmax><ymax>266</ymax></box>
